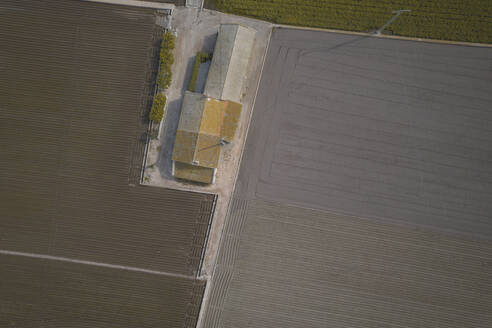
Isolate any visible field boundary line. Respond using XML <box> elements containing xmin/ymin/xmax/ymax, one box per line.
<box><xmin>0</xmin><ymin>249</ymin><xmax>200</xmax><ymax>280</ymax></box>
<box><xmin>197</xmin><ymin>194</ymin><xmax>218</xmax><ymax>278</ymax></box>
<box><xmin>273</xmin><ymin>24</ymin><xmax>492</xmax><ymax>48</ymax></box>
<box><xmin>83</xmin><ymin>0</ymin><xmax>175</xmax><ymax>10</ymax></box>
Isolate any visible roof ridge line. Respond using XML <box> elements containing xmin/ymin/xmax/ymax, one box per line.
<box><xmin>220</xmin><ymin>25</ymin><xmax>239</xmax><ymax>100</ymax></box>
<box><xmin>192</xmin><ymin>95</ymin><xmax>207</xmax><ymax>165</ymax></box>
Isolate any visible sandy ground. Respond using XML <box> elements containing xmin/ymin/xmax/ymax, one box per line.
<box><xmin>142</xmin><ymin>7</ymin><xmax>272</xmax><ymax>277</ymax></box>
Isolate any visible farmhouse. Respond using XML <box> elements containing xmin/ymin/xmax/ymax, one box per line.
<box><xmin>172</xmin><ymin>24</ymin><xmax>255</xmax><ymax>184</ymax></box>
<box><xmin>172</xmin><ymin>92</ymin><xmax>241</xmax><ymax>184</ymax></box>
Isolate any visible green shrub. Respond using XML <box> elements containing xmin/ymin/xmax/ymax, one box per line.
<box><xmin>157</xmin><ymin>32</ymin><xmax>176</xmax><ymax>90</ymax></box>
<box><xmin>149</xmin><ymin>93</ymin><xmax>167</xmax><ymax>122</ymax></box>
<box><xmin>188</xmin><ymin>52</ymin><xmax>212</xmax><ymax>92</ymax></box>
<box><xmin>199</xmin><ymin>52</ymin><xmax>212</xmax><ymax>62</ymax></box>
<box><xmin>188</xmin><ymin>55</ymin><xmax>201</xmax><ymax>92</ymax></box>
<box><xmin>162</xmin><ymin>32</ymin><xmax>175</xmax><ymax>50</ymax></box>
<box><xmin>157</xmin><ymin>69</ymin><xmax>172</xmax><ymax>89</ymax></box>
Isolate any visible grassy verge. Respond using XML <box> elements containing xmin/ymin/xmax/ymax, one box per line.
<box><xmin>188</xmin><ymin>52</ymin><xmax>212</xmax><ymax>92</ymax></box>
<box><xmin>213</xmin><ymin>0</ymin><xmax>492</xmax><ymax>43</ymax></box>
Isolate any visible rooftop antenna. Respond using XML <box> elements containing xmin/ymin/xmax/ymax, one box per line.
<box><xmin>197</xmin><ymin>139</ymin><xmax>231</xmax><ymax>153</ymax></box>
<box><xmin>374</xmin><ymin>10</ymin><xmax>411</xmax><ymax>35</ymax></box>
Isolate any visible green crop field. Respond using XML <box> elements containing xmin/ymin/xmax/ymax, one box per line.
<box><xmin>209</xmin><ymin>0</ymin><xmax>492</xmax><ymax>43</ymax></box>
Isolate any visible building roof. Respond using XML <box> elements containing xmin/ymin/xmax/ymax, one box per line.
<box><xmin>173</xmin><ymin>162</ymin><xmax>215</xmax><ymax>184</ymax></box>
<box><xmin>172</xmin><ymin>91</ymin><xmax>242</xmax><ymax>176</ymax></box>
<box><xmin>204</xmin><ymin>24</ymin><xmax>256</xmax><ymax>103</ymax></box>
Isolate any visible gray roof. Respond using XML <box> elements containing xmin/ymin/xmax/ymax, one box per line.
<box><xmin>204</xmin><ymin>24</ymin><xmax>256</xmax><ymax>103</ymax></box>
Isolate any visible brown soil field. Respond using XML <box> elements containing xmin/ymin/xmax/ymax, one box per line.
<box><xmin>201</xmin><ymin>28</ymin><xmax>492</xmax><ymax>328</ymax></box>
<box><xmin>0</xmin><ymin>253</ymin><xmax>206</xmax><ymax>328</ymax></box>
<box><xmin>0</xmin><ymin>0</ymin><xmax>214</xmax><ymax>326</ymax></box>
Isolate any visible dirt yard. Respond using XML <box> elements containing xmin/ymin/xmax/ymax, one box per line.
<box><xmin>142</xmin><ymin>7</ymin><xmax>272</xmax><ymax>277</ymax></box>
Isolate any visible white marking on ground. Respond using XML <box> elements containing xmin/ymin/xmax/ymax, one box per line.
<box><xmin>83</xmin><ymin>0</ymin><xmax>175</xmax><ymax>10</ymax></box>
<box><xmin>0</xmin><ymin>6</ymin><xmax>26</xmax><ymax>11</ymax></box>
<box><xmin>0</xmin><ymin>249</ymin><xmax>197</xmax><ymax>280</ymax></box>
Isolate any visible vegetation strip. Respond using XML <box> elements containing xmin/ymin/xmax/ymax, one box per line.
<box><xmin>157</xmin><ymin>31</ymin><xmax>175</xmax><ymax>89</ymax></box>
<box><xmin>150</xmin><ymin>93</ymin><xmax>167</xmax><ymax>122</ymax></box>
<box><xmin>211</xmin><ymin>0</ymin><xmax>492</xmax><ymax>43</ymax></box>
<box><xmin>188</xmin><ymin>51</ymin><xmax>212</xmax><ymax>92</ymax></box>
<box><xmin>149</xmin><ymin>32</ymin><xmax>175</xmax><ymax>123</ymax></box>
